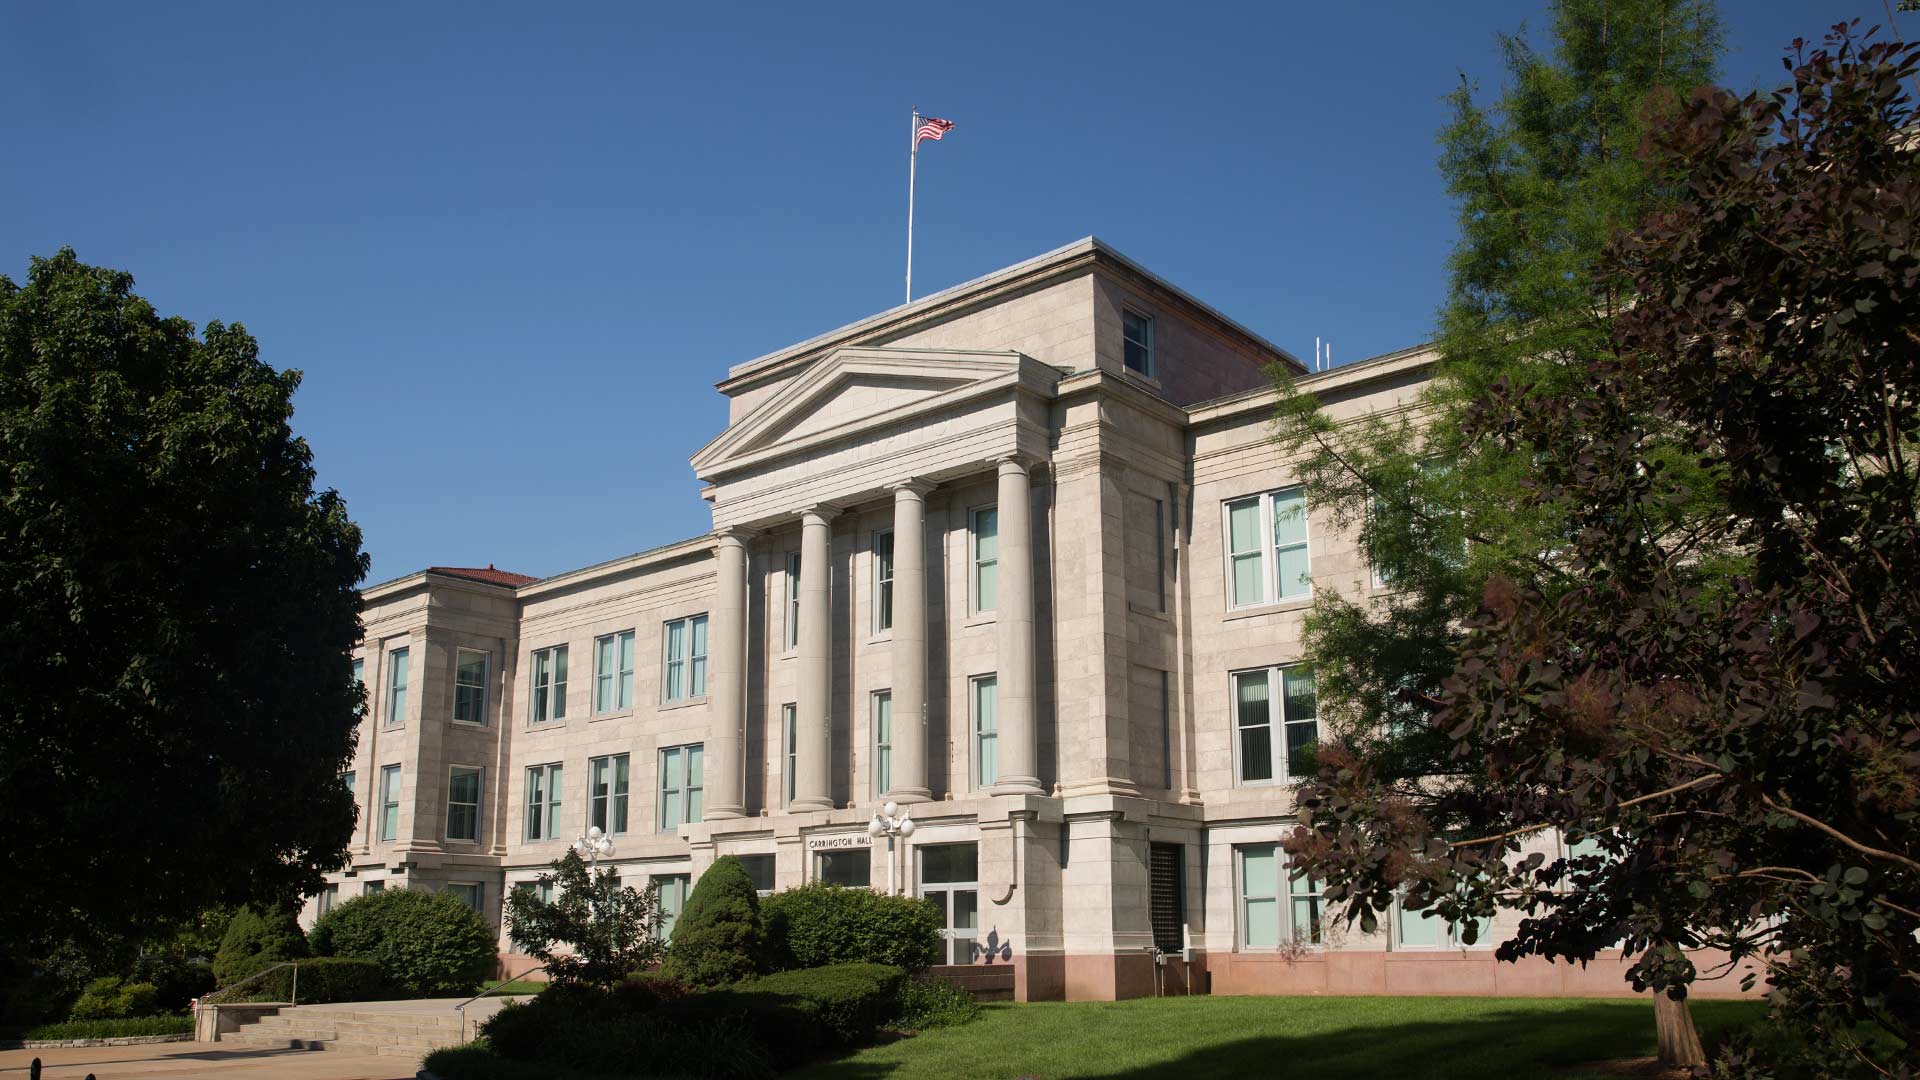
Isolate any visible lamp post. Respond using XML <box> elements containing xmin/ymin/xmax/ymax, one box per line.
<box><xmin>572</xmin><ymin>825</ymin><xmax>615</xmax><ymax>871</ymax></box>
<box><xmin>867</xmin><ymin>801</ymin><xmax>915</xmax><ymax>896</ymax></box>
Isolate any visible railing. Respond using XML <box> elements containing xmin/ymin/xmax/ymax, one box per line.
<box><xmin>454</xmin><ymin>965</ymin><xmax>545</xmax><ymax>1042</ymax></box>
<box><xmin>197</xmin><ymin>961</ymin><xmax>301</xmax><ymax>1007</ymax></box>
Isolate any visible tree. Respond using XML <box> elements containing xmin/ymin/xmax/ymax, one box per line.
<box><xmin>504</xmin><ymin>852</ymin><xmax>666</xmax><ymax>988</ymax></box>
<box><xmin>660</xmin><ymin>855</ymin><xmax>763</xmax><ymax>988</ymax></box>
<box><xmin>0</xmin><ymin>250</ymin><xmax>367</xmax><ymax>964</ymax></box>
<box><xmin>1288</xmin><ymin>23</ymin><xmax>1920</xmax><ymax>1075</ymax></box>
<box><xmin>212</xmin><ymin>903</ymin><xmax>308</xmax><ymax>987</ymax></box>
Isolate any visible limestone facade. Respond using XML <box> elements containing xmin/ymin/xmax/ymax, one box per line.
<box><xmin>310</xmin><ymin>238</ymin><xmax>1752</xmax><ymax>1001</ymax></box>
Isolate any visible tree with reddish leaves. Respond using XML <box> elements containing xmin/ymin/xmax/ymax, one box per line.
<box><xmin>1286</xmin><ymin>23</ymin><xmax>1919</xmax><ymax>1074</ymax></box>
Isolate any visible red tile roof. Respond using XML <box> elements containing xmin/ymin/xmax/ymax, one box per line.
<box><xmin>427</xmin><ymin>564</ymin><xmax>540</xmax><ymax>588</ymax></box>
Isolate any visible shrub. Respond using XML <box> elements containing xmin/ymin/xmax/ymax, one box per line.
<box><xmin>232</xmin><ymin>957</ymin><xmax>386</xmax><ymax>1004</ymax></box>
<box><xmin>67</xmin><ymin>976</ymin><xmax>159</xmax><ymax>1020</ymax></box>
<box><xmin>761</xmin><ymin>882</ymin><xmax>944</xmax><ymax>972</ymax></box>
<box><xmin>212</xmin><ymin>904</ymin><xmax>307</xmax><ymax>987</ymax></box>
<box><xmin>23</xmin><ymin>1015</ymin><xmax>194</xmax><ymax>1040</ymax></box>
<box><xmin>481</xmin><ymin>983</ymin><xmax>775</xmax><ymax>1079</ymax></box>
<box><xmin>896</xmin><ymin>975</ymin><xmax>979</xmax><ymax>1030</ymax></box>
<box><xmin>131</xmin><ymin>953</ymin><xmax>215</xmax><ymax>1012</ymax></box>
<box><xmin>661</xmin><ymin>857</ymin><xmax>763</xmax><ymax>988</ymax></box>
<box><xmin>733</xmin><ymin>963</ymin><xmax>905</xmax><ymax>1048</ymax></box>
<box><xmin>504</xmin><ymin>851</ymin><xmax>665</xmax><ymax>988</ymax></box>
<box><xmin>310</xmin><ymin>887</ymin><xmax>495</xmax><ymax>997</ymax></box>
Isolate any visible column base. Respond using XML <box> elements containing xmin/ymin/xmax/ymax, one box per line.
<box><xmin>991</xmin><ymin>776</ymin><xmax>1047</xmax><ymax>797</ymax></box>
<box><xmin>702</xmin><ymin>806</ymin><xmax>747</xmax><ymax>821</ymax></box>
<box><xmin>789</xmin><ymin>796</ymin><xmax>835</xmax><ymax>811</ymax></box>
<box><xmin>884</xmin><ymin>787</ymin><xmax>933</xmax><ymax>805</ymax></box>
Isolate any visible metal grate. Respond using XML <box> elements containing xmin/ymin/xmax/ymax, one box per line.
<box><xmin>1149</xmin><ymin>843</ymin><xmax>1185</xmax><ymax>953</ymax></box>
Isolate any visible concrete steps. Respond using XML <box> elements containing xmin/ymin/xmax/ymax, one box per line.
<box><xmin>217</xmin><ymin>999</ymin><xmax>507</xmax><ymax>1059</ymax></box>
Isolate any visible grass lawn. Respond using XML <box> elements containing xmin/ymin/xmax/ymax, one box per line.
<box><xmin>475</xmin><ymin>979</ymin><xmax>549</xmax><ymax>996</ymax></box>
<box><xmin>797</xmin><ymin>995</ymin><xmax>1766</xmax><ymax>1080</ymax></box>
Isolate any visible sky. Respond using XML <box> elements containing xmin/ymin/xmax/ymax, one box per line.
<box><xmin>0</xmin><ymin>0</ymin><xmax>1874</xmax><ymax>584</ymax></box>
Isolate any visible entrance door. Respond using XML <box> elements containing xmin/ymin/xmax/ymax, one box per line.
<box><xmin>916</xmin><ymin>842</ymin><xmax>980</xmax><ymax>964</ymax></box>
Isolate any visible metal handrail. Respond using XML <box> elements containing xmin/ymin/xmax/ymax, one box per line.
<box><xmin>197</xmin><ymin>961</ymin><xmax>301</xmax><ymax>1007</ymax></box>
<box><xmin>454</xmin><ymin>965</ymin><xmax>545</xmax><ymax>1042</ymax></box>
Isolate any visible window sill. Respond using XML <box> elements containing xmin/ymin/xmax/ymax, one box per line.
<box><xmin>658</xmin><ymin>695</ymin><xmax>709</xmax><ymax>713</ymax></box>
<box><xmin>867</xmin><ymin>631</ymin><xmax>894</xmax><ymax>645</ymax></box>
<box><xmin>526</xmin><ymin>721</ymin><xmax>569</xmax><ymax>732</ymax></box>
<box><xmin>448</xmin><ymin>720</ymin><xmax>488</xmax><ymax>730</ymax></box>
<box><xmin>1128</xmin><ymin>602</ymin><xmax>1170</xmax><ymax>621</ymax></box>
<box><xmin>591</xmin><ymin>708</ymin><xmax>635</xmax><ymax>723</ymax></box>
<box><xmin>1223</xmin><ymin>597</ymin><xmax>1312</xmax><ymax>622</ymax></box>
<box><xmin>443</xmin><ymin>838</ymin><xmax>480</xmax><ymax>847</ymax></box>
<box><xmin>962</xmin><ymin>612</ymin><xmax>997</xmax><ymax>628</ymax></box>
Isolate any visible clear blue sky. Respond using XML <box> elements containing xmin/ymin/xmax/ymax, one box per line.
<box><xmin>0</xmin><ymin>1</ymin><xmax>1871</xmax><ymax>583</ymax></box>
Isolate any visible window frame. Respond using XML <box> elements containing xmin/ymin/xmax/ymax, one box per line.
<box><xmin>385</xmin><ymin>646</ymin><xmax>411</xmax><ymax>728</ymax></box>
<box><xmin>970</xmin><ymin>506</ymin><xmax>999</xmax><ymax>615</ymax></box>
<box><xmin>658</xmin><ymin>743</ymin><xmax>704</xmax><ymax>832</ymax></box>
<box><xmin>661</xmin><ymin>614</ymin><xmax>709</xmax><ymax>703</ymax></box>
<box><xmin>529</xmin><ymin>644</ymin><xmax>569</xmax><ymax>725</ymax></box>
<box><xmin>872</xmin><ymin>689</ymin><xmax>893</xmax><ymax>798</ymax></box>
<box><xmin>816</xmin><ymin>849</ymin><xmax>872</xmax><ymax>888</ymax></box>
<box><xmin>971</xmin><ymin>673</ymin><xmax>999</xmax><ymax>790</ymax></box>
<box><xmin>317</xmin><ymin>883</ymin><xmax>339</xmax><ymax>916</ymax></box>
<box><xmin>453</xmin><ymin>648</ymin><xmax>489</xmax><ymax>726</ymax></box>
<box><xmin>873</xmin><ymin>529</ymin><xmax>895</xmax><ymax>634</ymax></box>
<box><xmin>1221</xmin><ymin>487</ymin><xmax>1313</xmax><ymax>609</ymax></box>
<box><xmin>1234</xmin><ymin>843</ymin><xmax>1324</xmax><ymax>951</ymax></box>
<box><xmin>785</xmin><ymin>551</ymin><xmax>802</xmax><ymax>652</ymax></box>
<box><xmin>447</xmin><ymin>882</ymin><xmax>483</xmax><ymax>913</ymax></box>
<box><xmin>589</xmin><ymin>753</ymin><xmax>631</xmax><ymax>836</ymax></box>
<box><xmin>524</xmin><ymin>762</ymin><xmax>563</xmax><ymax>842</ymax></box>
<box><xmin>1393</xmin><ymin>895</ymin><xmax>1494</xmax><ymax>950</ymax></box>
<box><xmin>378</xmin><ymin>764</ymin><xmax>401</xmax><ymax>842</ymax></box>
<box><xmin>1122</xmin><ymin>308</ymin><xmax>1155</xmax><ymax>376</ymax></box>
<box><xmin>593</xmin><ymin>630</ymin><xmax>636</xmax><ymax>715</ymax></box>
<box><xmin>446</xmin><ymin>764</ymin><xmax>484</xmax><ymax>843</ymax></box>
<box><xmin>652</xmin><ymin>873</ymin><xmax>691</xmax><ymax>939</ymax></box>
<box><xmin>780</xmin><ymin>703</ymin><xmax>797</xmax><ymax>808</ymax></box>
<box><xmin>1230</xmin><ymin>664</ymin><xmax>1319</xmax><ymax>786</ymax></box>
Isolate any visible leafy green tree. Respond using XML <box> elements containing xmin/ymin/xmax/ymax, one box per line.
<box><xmin>661</xmin><ymin>855</ymin><xmax>763</xmax><ymax>987</ymax></box>
<box><xmin>1289</xmin><ymin>23</ymin><xmax>1920</xmax><ymax>1075</ymax></box>
<box><xmin>0</xmin><ymin>250</ymin><xmax>367</xmax><ymax>965</ymax></box>
<box><xmin>504</xmin><ymin>851</ymin><xmax>666</xmax><ymax>988</ymax></box>
<box><xmin>311</xmin><ymin>887</ymin><xmax>498</xmax><ymax>996</ymax></box>
<box><xmin>212</xmin><ymin>904</ymin><xmax>308</xmax><ymax>987</ymax></box>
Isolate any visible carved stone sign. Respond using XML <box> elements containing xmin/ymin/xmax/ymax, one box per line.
<box><xmin>805</xmin><ymin>833</ymin><xmax>873</xmax><ymax>852</ymax></box>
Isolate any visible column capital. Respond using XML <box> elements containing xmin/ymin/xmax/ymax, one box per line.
<box><xmin>798</xmin><ymin>503</ymin><xmax>841</xmax><ymax>525</ymax></box>
<box><xmin>714</xmin><ymin>525</ymin><xmax>758</xmax><ymax>546</ymax></box>
<box><xmin>888</xmin><ymin>478</ymin><xmax>937</xmax><ymax>498</ymax></box>
<box><xmin>992</xmin><ymin>452</ymin><xmax>1043</xmax><ymax>475</ymax></box>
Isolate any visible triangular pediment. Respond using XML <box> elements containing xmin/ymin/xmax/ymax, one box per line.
<box><xmin>692</xmin><ymin>347</ymin><xmax>1029</xmax><ymax>478</ymax></box>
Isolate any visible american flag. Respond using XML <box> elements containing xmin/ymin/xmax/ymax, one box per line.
<box><xmin>915</xmin><ymin>116</ymin><xmax>954</xmax><ymax>147</ymax></box>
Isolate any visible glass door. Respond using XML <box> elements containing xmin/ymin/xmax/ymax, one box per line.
<box><xmin>916</xmin><ymin>842</ymin><xmax>980</xmax><ymax>964</ymax></box>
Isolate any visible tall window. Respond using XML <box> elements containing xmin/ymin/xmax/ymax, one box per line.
<box><xmin>1236</xmin><ymin>844</ymin><xmax>1321</xmax><ymax>948</ymax></box>
<box><xmin>594</xmin><ymin>630</ymin><xmax>635</xmax><ymax>713</ymax></box>
<box><xmin>1233</xmin><ymin>666</ymin><xmax>1318</xmax><ymax>784</ymax></box>
<box><xmin>872</xmin><ymin>691</ymin><xmax>893</xmax><ymax>797</ymax></box>
<box><xmin>352</xmin><ymin>658</ymin><xmax>365</xmax><ymax>717</ymax></box>
<box><xmin>1224</xmin><ymin>488</ymin><xmax>1311</xmax><ymax>607</ymax></box>
<box><xmin>662</xmin><ymin>615</ymin><xmax>708</xmax><ymax>702</ymax></box>
<box><xmin>525</xmin><ymin>763</ymin><xmax>562</xmax><ymax>841</ymax></box>
<box><xmin>385</xmin><ymin>647</ymin><xmax>410</xmax><ymax>727</ymax></box>
<box><xmin>972</xmin><ymin>675</ymin><xmax>998</xmax><ymax>789</ymax></box>
<box><xmin>1122</xmin><ymin>310</ymin><xmax>1154</xmax><ymax>375</ymax></box>
<box><xmin>317</xmin><ymin>884</ymin><xmax>339</xmax><ymax>915</ymax></box>
<box><xmin>785</xmin><ymin>552</ymin><xmax>801</xmax><ymax>650</ymax></box>
<box><xmin>659</xmin><ymin>744</ymin><xmax>704</xmax><ymax>831</ymax></box>
<box><xmin>454</xmin><ymin>649</ymin><xmax>488</xmax><ymax>724</ymax></box>
<box><xmin>530</xmin><ymin>645</ymin><xmax>568</xmax><ymax>724</ymax></box>
<box><xmin>378</xmin><ymin>764</ymin><xmax>401</xmax><ymax>841</ymax></box>
<box><xmin>342</xmin><ymin>769</ymin><xmax>357</xmax><ymax>810</ymax></box>
<box><xmin>873</xmin><ymin>530</ymin><xmax>895</xmax><ymax>633</ymax></box>
<box><xmin>653</xmin><ymin>874</ymin><xmax>691</xmax><ymax>939</ymax></box>
<box><xmin>971</xmin><ymin>507</ymin><xmax>999</xmax><ymax>613</ymax></box>
<box><xmin>447</xmin><ymin>765</ymin><xmax>483</xmax><ymax>842</ymax></box>
<box><xmin>780</xmin><ymin>704</ymin><xmax>797</xmax><ymax>808</ymax></box>
<box><xmin>589</xmin><ymin>754</ymin><xmax>630</xmax><ymax>835</ymax></box>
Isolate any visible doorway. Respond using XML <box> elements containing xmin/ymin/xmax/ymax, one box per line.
<box><xmin>916</xmin><ymin>842</ymin><xmax>980</xmax><ymax>964</ymax></box>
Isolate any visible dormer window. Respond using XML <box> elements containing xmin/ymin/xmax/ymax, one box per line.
<box><xmin>1122</xmin><ymin>310</ymin><xmax>1154</xmax><ymax>376</ymax></box>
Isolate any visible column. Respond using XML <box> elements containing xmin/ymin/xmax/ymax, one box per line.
<box><xmin>703</xmin><ymin>527</ymin><xmax>751</xmax><ymax>820</ymax></box>
<box><xmin>888</xmin><ymin>480</ymin><xmax>935</xmax><ymax>804</ymax></box>
<box><xmin>791</xmin><ymin>506</ymin><xmax>837</xmax><ymax>811</ymax></box>
<box><xmin>994</xmin><ymin>455</ymin><xmax>1045</xmax><ymax>795</ymax></box>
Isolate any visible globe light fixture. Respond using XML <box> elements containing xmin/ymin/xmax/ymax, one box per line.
<box><xmin>868</xmin><ymin>801</ymin><xmax>914</xmax><ymax>896</ymax></box>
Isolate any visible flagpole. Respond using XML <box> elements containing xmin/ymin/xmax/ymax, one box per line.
<box><xmin>906</xmin><ymin>107</ymin><xmax>918</xmax><ymax>304</ymax></box>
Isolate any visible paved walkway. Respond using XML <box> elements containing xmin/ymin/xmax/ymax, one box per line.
<box><xmin>0</xmin><ymin>1042</ymin><xmax>418</xmax><ymax>1079</ymax></box>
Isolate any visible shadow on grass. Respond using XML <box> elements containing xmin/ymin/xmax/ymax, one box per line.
<box><xmin>815</xmin><ymin>999</ymin><xmax>1763</xmax><ymax>1080</ymax></box>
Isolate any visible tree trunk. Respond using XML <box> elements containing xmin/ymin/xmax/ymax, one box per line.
<box><xmin>1655</xmin><ymin>993</ymin><xmax>1706</xmax><ymax>1068</ymax></box>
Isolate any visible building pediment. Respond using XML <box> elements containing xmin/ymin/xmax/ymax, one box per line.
<box><xmin>691</xmin><ymin>347</ymin><xmax>1044</xmax><ymax>482</ymax></box>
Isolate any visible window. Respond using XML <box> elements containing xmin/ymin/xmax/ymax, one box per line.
<box><xmin>737</xmin><ymin>854</ymin><xmax>775</xmax><ymax>894</ymax></box>
<box><xmin>653</xmin><ymin>874</ymin><xmax>691</xmax><ymax>939</ymax></box>
<box><xmin>352</xmin><ymin>659</ymin><xmax>365</xmax><ymax>716</ymax></box>
<box><xmin>342</xmin><ymin>769</ymin><xmax>356</xmax><ymax>807</ymax></box>
<box><xmin>385</xmin><ymin>647</ymin><xmax>410</xmax><ymax>727</ymax></box>
<box><xmin>447</xmin><ymin>882</ymin><xmax>482</xmax><ymax>913</ymax></box>
<box><xmin>780</xmin><ymin>704</ymin><xmax>797</xmax><ymax>808</ymax></box>
<box><xmin>530</xmin><ymin>645</ymin><xmax>568</xmax><ymax>724</ymax></box>
<box><xmin>973</xmin><ymin>675</ymin><xmax>998</xmax><ymax>789</ymax></box>
<box><xmin>970</xmin><ymin>508</ymin><xmax>999</xmax><ymax>613</ymax></box>
<box><xmin>589</xmin><ymin>754</ymin><xmax>630</xmax><ymax>835</ymax></box>
<box><xmin>1291</xmin><ymin>871</ymin><xmax>1324</xmax><ymax>945</ymax></box>
<box><xmin>918</xmin><ymin>843</ymin><xmax>980</xmax><ymax>964</ymax></box>
<box><xmin>594</xmin><ymin>631</ymin><xmax>635</xmax><ymax>713</ymax></box>
<box><xmin>786</xmin><ymin>552</ymin><xmax>802</xmax><ymax>650</ymax></box>
<box><xmin>454</xmin><ymin>649</ymin><xmax>488</xmax><ymax>724</ymax></box>
<box><xmin>317</xmin><ymin>884</ymin><xmax>339</xmax><ymax>916</ymax></box>
<box><xmin>818</xmin><ymin>850</ymin><xmax>871</xmax><ymax>888</ymax></box>
<box><xmin>662</xmin><ymin>615</ymin><xmax>708</xmax><ymax>702</ymax></box>
<box><xmin>1122</xmin><ymin>309</ymin><xmax>1154</xmax><ymax>375</ymax></box>
<box><xmin>525</xmin><ymin>763</ymin><xmax>563</xmax><ymax>841</ymax></box>
<box><xmin>873</xmin><ymin>530</ymin><xmax>895</xmax><ymax>633</ymax></box>
<box><xmin>1232</xmin><ymin>666</ymin><xmax>1318</xmax><ymax>784</ymax></box>
<box><xmin>1236</xmin><ymin>844</ymin><xmax>1320</xmax><ymax>948</ymax></box>
<box><xmin>363</xmin><ymin>880</ymin><xmax>385</xmax><ymax>895</ymax></box>
<box><xmin>378</xmin><ymin>765</ymin><xmax>401</xmax><ymax>841</ymax></box>
<box><xmin>447</xmin><ymin>765</ymin><xmax>483</xmax><ymax>842</ymax></box>
<box><xmin>658</xmin><ymin>744</ymin><xmax>704</xmax><ymax>831</ymax></box>
<box><xmin>872</xmin><ymin>691</ymin><xmax>893</xmax><ymax>797</ymax></box>
<box><xmin>1396</xmin><ymin>896</ymin><xmax>1492</xmax><ymax>949</ymax></box>
<box><xmin>1154</xmin><ymin>497</ymin><xmax>1167</xmax><ymax>611</ymax></box>
<box><xmin>1224</xmin><ymin>488</ymin><xmax>1311</xmax><ymax>607</ymax></box>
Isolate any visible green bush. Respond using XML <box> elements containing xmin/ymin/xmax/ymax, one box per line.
<box><xmin>661</xmin><ymin>857</ymin><xmax>763</xmax><ymax>988</ymax></box>
<box><xmin>310</xmin><ymin>888</ymin><xmax>496</xmax><ymax>997</ymax></box>
<box><xmin>423</xmin><ymin>1043</ymin><xmax>615</xmax><ymax>1080</ymax></box>
<box><xmin>733</xmin><ymin>963</ymin><xmax>905</xmax><ymax>1048</ymax></box>
<box><xmin>67</xmin><ymin>976</ymin><xmax>159</xmax><ymax>1020</ymax></box>
<box><xmin>480</xmin><ymin>984</ymin><xmax>774</xmax><ymax>1079</ymax></box>
<box><xmin>234</xmin><ymin>957</ymin><xmax>386</xmax><ymax>1004</ymax></box>
<box><xmin>895</xmin><ymin>975</ymin><xmax>980</xmax><ymax>1030</ymax></box>
<box><xmin>131</xmin><ymin>953</ymin><xmax>215</xmax><ymax>1013</ymax></box>
<box><xmin>212</xmin><ymin>904</ymin><xmax>307</xmax><ymax>987</ymax></box>
<box><xmin>23</xmin><ymin>1014</ymin><xmax>194</xmax><ymax>1040</ymax></box>
<box><xmin>761</xmin><ymin>882</ymin><xmax>944</xmax><ymax>972</ymax></box>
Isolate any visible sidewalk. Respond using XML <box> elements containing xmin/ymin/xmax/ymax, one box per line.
<box><xmin>0</xmin><ymin>1042</ymin><xmax>416</xmax><ymax>1079</ymax></box>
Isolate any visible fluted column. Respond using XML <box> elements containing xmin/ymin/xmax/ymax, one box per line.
<box><xmin>792</xmin><ymin>506</ymin><xmax>837</xmax><ymax>811</ymax></box>
<box><xmin>704</xmin><ymin>527</ymin><xmax>752</xmax><ymax>820</ymax></box>
<box><xmin>993</xmin><ymin>456</ymin><xmax>1045</xmax><ymax>795</ymax></box>
<box><xmin>888</xmin><ymin>481</ymin><xmax>935</xmax><ymax>804</ymax></box>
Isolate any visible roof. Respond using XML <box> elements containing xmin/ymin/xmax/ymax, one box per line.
<box><xmin>426</xmin><ymin>564</ymin><xmax>541</xmax><ymax>588</ymax></box>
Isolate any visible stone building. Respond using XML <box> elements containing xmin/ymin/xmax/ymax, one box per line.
<box><xmin>312</xmin><ymin>238</ymin><xmax>1744</xmax><ymax>1001</ymax></box>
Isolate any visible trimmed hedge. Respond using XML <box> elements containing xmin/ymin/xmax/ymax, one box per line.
<box><xmin>311</xmin><ymin>888</ymin><xmax>495</xmax><ymax>997</ymax></box>
<box><xmin>661</xmin><ymin>856</ymin><xmax>763</xmax><ymax>988</ymax></box>
<box><xmin>480</xmin><ymin>981</ymin><xmax>774</xmax><ymax>1079</ymax></box>
<box><xmin>23</xmin><ymin>1014</ymin><xmax>194</xmax><ymax>1040</ymax></box>
<box><xmin>67</xmin><ymin>976</ymin><xmax>158</xmax><ymax>1021</ymax></box>
<box><xmin>213</xmin><ymin>904</ymin><xmax>307</xmax><ymax>987</ymax></box>
<box><xmin>761</xmin><ymin>882</ymin><xmax>944</xmax><ymax>973</ymax></box>
<box><xmin>735</xmin><ymin>963</ymin><xmax>905</xmax><ymax>1047</ymax></box>
<box><xmin>236</xmin><ymin>957</ymin><xmax>386</xmax><ymax>1004</ymax></box>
